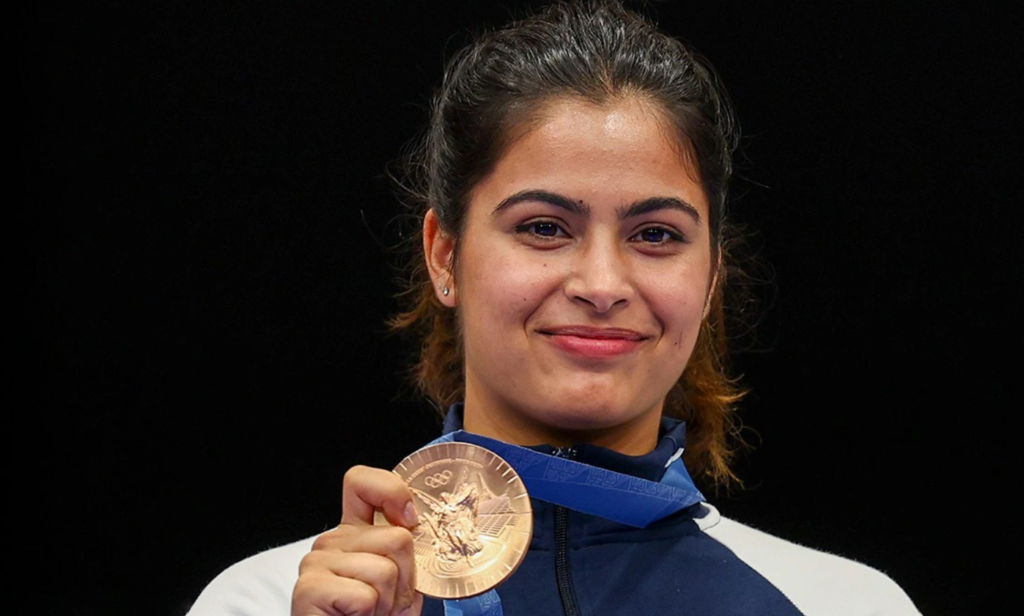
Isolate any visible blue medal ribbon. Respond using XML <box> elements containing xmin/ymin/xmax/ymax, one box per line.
<box><xmin>424</xmin><ymin>429</ymin><xmax>705</xmax><ymax>616</ymax></box>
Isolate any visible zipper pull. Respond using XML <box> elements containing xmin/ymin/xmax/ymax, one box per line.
<box><xmin>552</xmin><ymin>446</ymin><xmax>578</xmax><ymax>459</ymax></box>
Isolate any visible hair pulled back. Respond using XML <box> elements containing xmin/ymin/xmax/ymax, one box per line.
<box><xmin>391</xmin><ymin>0</ymin><xmax>746</xmax><ymax>486</ymax></box>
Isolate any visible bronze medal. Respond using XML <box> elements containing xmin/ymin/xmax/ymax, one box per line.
<box><xmin>376</xmin><ymin>441</ymin><xmax>533</xmax><ymax>599</ymax></box>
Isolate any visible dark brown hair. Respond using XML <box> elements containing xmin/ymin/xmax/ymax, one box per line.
<box><xmin>391</xmin><ymin>0</ymin><xmax>746</xmax><ymax>486</ymax></box>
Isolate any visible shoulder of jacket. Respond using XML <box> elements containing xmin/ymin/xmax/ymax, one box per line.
<box><xmin>700</xmin><ymin>507</ymin><xmax>922</xmax><ymax>616</ymax></box>
<box><xmin>183</xmin><ymin>534</ymin><xmax>318</xmax><ymax>616</ymax></box>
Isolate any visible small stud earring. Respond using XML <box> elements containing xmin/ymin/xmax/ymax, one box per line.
<box><xmin>442</xmin><ymin>286</ymin><xmax>450</xmax><ymax>296</ymax></box>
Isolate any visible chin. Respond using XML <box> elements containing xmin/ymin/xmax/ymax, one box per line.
<box><xmin>531</xmin><ymin>397</ymin><xmax>651</xmax><ymax>433</ymax></box>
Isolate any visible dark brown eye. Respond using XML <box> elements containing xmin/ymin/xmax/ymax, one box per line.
<box><xmin>640</xmin><ymin>228</ymin><xmax>670</xmax><ymax>243</ymax></box>
<box><xmin>516</xmin><ymin>220</ymin><xmax>568</xmax><ymax>239</ymax></box>
<box><xmin>533</xmin><ymin>221</ymin><xmax>560</xmax><ymax>237</ymax></box>
<box><xmin>632</xmin><ymin>226</ymin><xmax>684</xmax><ymax>244</ymax></box>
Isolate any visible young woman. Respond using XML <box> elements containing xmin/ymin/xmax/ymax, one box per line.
<box><xmin>188</xmin><ymin>2</ymin><xmax>921</xmax><ymax>615</ymax></box>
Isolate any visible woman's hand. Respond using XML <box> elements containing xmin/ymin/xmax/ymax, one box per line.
<box><xmin>292</xmin><ymin>465</ymin><xmax>423</xmax><ymax>616</ymax></box>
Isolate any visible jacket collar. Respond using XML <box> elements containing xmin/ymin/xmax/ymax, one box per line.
<box><xmin>442</xmin><ymin>403</ymin><xmax>689</xmax><ymax>483</ymax></box>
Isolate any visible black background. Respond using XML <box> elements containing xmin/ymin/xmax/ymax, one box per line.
<box><xmin>26</xmin><ymin>2</ymin><xmax>1020</xmax><ymax>615</ymax></box>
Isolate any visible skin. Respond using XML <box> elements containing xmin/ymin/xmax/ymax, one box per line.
<box><xmin>293</xmin><ymin>466</ymin><xmax>422</xmax><ymax>616</ymax></box>
<box><xmin>427</xmin><ymin>96</ymin><xmax>716</xmax><ymax>455</ymax></box>
<box><xmin>291</xmin><ymin>96</ymin><xmax>716</xmax><ymax>616</ymax></box>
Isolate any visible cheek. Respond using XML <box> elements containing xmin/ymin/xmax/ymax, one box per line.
<box><xmin>458</xmin><ymin>244</ymin><xmax>556</xmax><ymax>333</ymax></box>
<box><xmin>642</xmin><ymin>266</ymin><xmax>710</xmax><ymax>345</ymax></box>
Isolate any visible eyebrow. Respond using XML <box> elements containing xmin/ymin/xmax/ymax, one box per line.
<box><xmin>619</xmin><ymin>197</ymin><xmax>702</xmax><ymax>225</ymax></box>
<box><xmin>493</xmin><ymin>189</ymin><xmax>702</xmax><ymax>225</ymax></box>
<box><xmin>494</xmin><ymin>190</ymin><xmax>588</xmax><ymax>216</ymax></box>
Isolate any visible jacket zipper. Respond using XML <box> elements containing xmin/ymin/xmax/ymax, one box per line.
<box><xmin>552</xmin><ymin>446</ymin><xmax>581</xmax><ymax>616</ymax></box>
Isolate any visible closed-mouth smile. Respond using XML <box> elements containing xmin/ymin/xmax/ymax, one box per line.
<box><xmin>537</xmin><ymin>326</ymin><xmax>649</xmax><ymax>358</ymax></box>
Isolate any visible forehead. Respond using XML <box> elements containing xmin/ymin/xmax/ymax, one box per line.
<box><xmin>469</xmin><ymin>96</ymin><xmax>708</xmax><ymax>216</ymax></box>
<box><xmin>531</xmin><ymin>96</ymin><xmax>678</xmax><ymax>144</ymax></box>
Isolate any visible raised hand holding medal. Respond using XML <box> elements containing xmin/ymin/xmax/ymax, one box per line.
<box><xmin>376</xmin><ymin>442</ymin><xmax>532</xmax><ymax>600</ymax></box>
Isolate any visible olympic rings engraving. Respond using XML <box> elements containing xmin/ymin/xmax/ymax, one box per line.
<box><xmin>424</xmin><ymin>470</ymin><xmax>453</xmax><ymax>488</ymax></box>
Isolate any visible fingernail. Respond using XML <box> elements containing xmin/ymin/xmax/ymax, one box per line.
<box><xmin>403</xmin><ymin>500</ymin><xmax>418</xmax><ymax>526</ymax></box>
<box><xmin>398</xmin><ymin>609</ymin><xmax>412</xmax><ymax>616</ymax></box>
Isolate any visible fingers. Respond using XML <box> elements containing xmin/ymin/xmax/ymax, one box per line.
<box><xmin>408</xmin><ymin>593</ymin><xmax>424</xmax><ymax>616</ymax></box>
<box><xmin>292</xmin><ymin>466</ymin><xmax>423</xmax><ymax>616</ymax></box>
<box><xmin>296</xmin><ymin>551</ymin><xmax>403</xmax><ymax>616</ymax></box>
<box><xmin>293</xmin><ymin>573</ymin><xmax>421</xmax><ymax>616</ymax></box>
<box><xmin>292</xmin><ymin>569</ymin><xmax>379</xmax><ymax>616</ymax></box>
<box><xmin>342</xmin><ymin>466</ymin><xmax>419</xmax><ymax>528</ymax></box>
<box><xmin>309</xmin><ymin>524</ymin><xmax>418</xmax><ymax>616</ymax></box>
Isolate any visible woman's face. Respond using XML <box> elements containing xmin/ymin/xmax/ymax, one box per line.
<box><xmin>426</xmin><ymin>97</ymin><xmax>715</xmax><ymax>454</ymax></box>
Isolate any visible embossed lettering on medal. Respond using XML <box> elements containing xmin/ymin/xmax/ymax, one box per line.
<box><xmin>376</xmin><ymin>441</ymin><xmax>533</xmax><ymax>599</ymax></box>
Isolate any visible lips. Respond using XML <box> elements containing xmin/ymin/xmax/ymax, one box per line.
<box><xmin>537</xmin><ymin>326</ymin><xmax>649</xmax><ymax>358</ymax></box>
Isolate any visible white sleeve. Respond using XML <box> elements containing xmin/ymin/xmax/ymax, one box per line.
<box><xmin>185</xmin><ymin>536</ymin><xmax>316</xmax><ymax>616</ymax></box>
<box><xmin>701</xmin><ymin>511</ymin><xmax>922</xmax><ymax>616</ymax></box>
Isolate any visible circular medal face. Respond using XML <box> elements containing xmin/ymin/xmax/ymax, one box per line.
<box><xmin>376</xmin><ymin>441</ymin><xmax>533</xmax><ymax>599</ymax></box>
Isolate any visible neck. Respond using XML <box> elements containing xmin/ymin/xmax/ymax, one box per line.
<box><xmin>461</xmin><ymin>400</ymin><xmax>662</xmax><ymax>456</ymax></box>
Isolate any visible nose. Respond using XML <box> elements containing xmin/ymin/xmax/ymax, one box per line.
<box><xmin>564</xmin><ymin>235</ymin><xmax>634</xmax><ymax>313</ymax></box>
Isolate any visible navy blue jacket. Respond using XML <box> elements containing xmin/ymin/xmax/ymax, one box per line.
<box><xmin>422</xmin><ymin>406</ymin><xmax>803</xmax><ymax>616</ymax></box>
